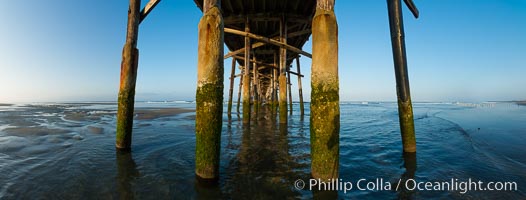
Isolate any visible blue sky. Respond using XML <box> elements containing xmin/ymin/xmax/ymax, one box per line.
<box><xmin>0</xmin><ymin>0</ymin><xmax>524</xmax><ymax>103</ymax></box>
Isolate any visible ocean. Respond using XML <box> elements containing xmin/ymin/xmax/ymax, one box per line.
<box><xmin>0</xmin><ymin>101</ymin><xmax>524</xmax><ymax>199</ymax></box>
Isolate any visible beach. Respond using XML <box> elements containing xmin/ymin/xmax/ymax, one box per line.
<box><xmin>0</xmin><ymin>101</ymin><xmax>525</xmax><ymax>198</ymax></box>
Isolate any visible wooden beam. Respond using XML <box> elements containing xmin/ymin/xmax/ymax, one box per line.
<box><xmin>232</xmin><ymin>55</ymin><xmax>274</xmax><ymax>68</ymax></box>
<box><xmin>232</xmin><ymin>55</ymin><xmax>304</xmax><ymax>77</ymax></box>
<box><xmin>288</xmin><ymin>29</ymin><xmax>311</xmax><ymax>38</ymax></box>
<box><xmin>223</xmin><ymin>28</ymin><xmax>310</xmax><ymax>59</ymax></box>
<box><xmin>224</xmin><ymin>27</ymin><xmax>312</xmax><ymax>58</ymax></box>
<box><xmin>224</xmin><ymin>41</ymin><xmax>268</xmax><ymax>59</ymax></box>
<box><xmin>224</xmin><ymin>13</ymin><xmax>309</xmax><ymax>25</ymax></box>
<box><xmin>288</xmin><ymin>70</ymin><xmax>304</xmax><ymax>78</ymax></box>
<box><xmin>139</xmin><ymin>0</ymin><xmax>161</xmax><ymax>24</ymax></box>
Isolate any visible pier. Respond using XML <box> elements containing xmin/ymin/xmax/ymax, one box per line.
<box><xmin>115</xmin><ymin>0</ymin><xmax>420</xmax><ymax>181</ymax></box>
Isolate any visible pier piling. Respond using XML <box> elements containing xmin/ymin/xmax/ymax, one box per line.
<box><xmin>273</xmin><ymin>52</ymin><xmax>279</xmax><ymax>113</ymax></box>
<box><xmin>310</xmin><ymin>0</ymin><xmax>340</xmax><ymax>180</ymax></box>
<box><xmin>296</xmin><ymin>57</ymin><xmax>305</xmax><ymax>116</ymax></box>
<box><xmin>116</xmin><ymin>0</ymin><xmax>141</xmax><ymax>151</ymax></box>
<box><xmin>253</xmin><ymin>53</ymin><xmax>259</xmax><ymax>115</ymax></box>
<box><xmin>387</xmin><ymin>0</ymin><xmax>417</xmax><ymax>153</ymax></box>
<box><xmin>227</xmin><ymin>58</ymin><xmax>236</xmax><ymax>116</ymax></box>
<box><xmin>242</xmin><ymin>17</ymin><xmax>252</xmax><ymax>124</ymax></box>
<box><xmin>237</xmin><ymin>69</ymin><xmax>243</xmax><ymax>114</ymax></box>
<box><xmin>195</xmin><ymin>0</ymin><xmax>224</xmax><ymax>180</ymax></box>
<box><xmin>287</xmin><ymin>71</ymin><xmax>293</xmax><ymax>115</ymax></box>
<box><xmin>279</xmin><ymin>16</ymin><xmax>288</xmax><ymax>124</ymax></box>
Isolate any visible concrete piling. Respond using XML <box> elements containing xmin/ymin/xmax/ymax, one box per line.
<box><xmin>195</xmin><ymin>0</ymin><xmax>224</xmax><ymax>180</ymax></box>
<box><xmin>116</xmin><ymin>0</ymin><xmax>141</xmax><ymax>151</ymax></box>
<box><xmin>310</xmin><ymin>0</ymin><xmax>340</xmax><ymax>180</ymax></box>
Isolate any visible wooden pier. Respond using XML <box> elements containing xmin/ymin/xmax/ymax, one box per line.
<box><xmin>116</xmin><ymin>0</ymin><xmax>420</xmax><ymax>181</ymax></box>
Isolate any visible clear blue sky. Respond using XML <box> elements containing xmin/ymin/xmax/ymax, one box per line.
<box><xmin>0</xmin><ymin>0</ymin><xmax>525</xmax><ymax>103</ymax></box>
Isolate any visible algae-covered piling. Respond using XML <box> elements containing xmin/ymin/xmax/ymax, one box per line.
<box><xmin>195</xmin><ymin>1</ymin><xmax>224</xmax><ymax>180</ymax></box>
<box><xmin>116</xmin><ymin>0</ymin><xmax>141</xmax><ymax>151</ymax></box>
<box><xmin>310</xmin><ymin>0</ymin><xmax>340</xmax><ymax>180</ymax></box>
<box><xmin>387</xmin><ymin>0</ymin><xmax>417</xmax><ymax>153</ymax></box>
<box><xmin>242</xmin><ymin>17</ymin><xmax>251</xmax><ymax>124</ymax></box>
<box><xmin>279</xmin><ymin>16</ymin><xmax>288</xmax><ymax>124</ymax></box>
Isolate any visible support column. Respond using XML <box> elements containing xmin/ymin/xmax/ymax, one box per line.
<box><xmin>311</xmin><ymin>0</ymin><xmax>340</xmax><ymax>180</ymax></box>
<box><xmin>296</xmin><ymin>57</ymin><xmax>305</xmax><ymax>116</ymax></box>
<box><xmin>273</xmin><ymin>52</ymin><xmax>279</xmax><ymax>113</ymax></box>
<box><xmin>387</xmin><ymin>0</ymin><xmax>416</xmax><ymax>153</ymax></box>
<box><xmin>287</xmin><ymin>71</ymin><xmax>293</xmax><ymax>115</ymax></box>
<box><xmin>195</xmin><ymin>0</ymin><xmax>224</xmax><ymax>180</ymax></box>
<box><xmin>270</xmin><ymin>63</ymin><xmax>275</xmax><ymax>110</ymax></box>
<box><xmin>279</xmin><ymin>15</ymin><xmax>288</xmax><ymax>124</ymax></box>
<box><xmin>116</xmin><ymin>0</ymin><xmax>141</xmax><ymax>151</ymax></box>
<box><xmin>227</xmin><ymin>58</ymin><xmax>236</xmax><ymax>116</ymax></box>
<box><xmin>253</xmin><ymin>53</ymin><xmax>259</xmax><ymax>115</ymax></box>
<box><xmin>242</xmin><ymin>17</ymin><xmax>251</xmax><ymax>124</ymax></box>
<box><xmin>237</xmin><ymin>69</ymin><xmax>243</xmax><ymax>113</ymax></box>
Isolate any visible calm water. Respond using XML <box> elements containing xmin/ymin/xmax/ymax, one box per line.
<box><xmin>0</xmin><ymin>102</ymin><xmax>525</xmax><ymax>199</ymax></box>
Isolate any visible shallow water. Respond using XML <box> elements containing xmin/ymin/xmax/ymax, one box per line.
<box><xmin>0</xmin><ymin>102</ymin><xmax>524</xmax><ymax>199</ymax></box>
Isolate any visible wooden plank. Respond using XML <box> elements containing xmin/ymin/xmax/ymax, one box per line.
<box><xmin>224</xmin><ymin>27</ymin><xmax>312</xmax><ymax>58</ymax></box>
<box><xmin>139</xmin><ymin>0</ymin><xmax>161</xmax><ymax>24</ymax></box>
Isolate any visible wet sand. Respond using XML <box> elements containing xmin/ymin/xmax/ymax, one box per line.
<box><xmin>3</xmin><ymin>127</ymin><xmax>71</xmax><ymax>137</ymax></box>
<box><xmin>134</xmin><ymin>108</ymin><xmax>194</xmax><ymax>120</ymax></box>
<box><xmin>62</xmin><ymin>107</ymin><xmax>194</xmax><ymax>122</ymax></box>
<box><xmin>1</xmin><ymin>102</ymin><xmax>525</xmax><ymax>199</ymax></box>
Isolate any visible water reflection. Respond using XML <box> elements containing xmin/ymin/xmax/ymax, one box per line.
<box><xmin>195</xmin><ymin>175</ymin><xmax>223</xmax><ymax>199</ymax></box>
<box><xmin>115</xmin><ymin>150</ymin><xmax>140</xmax><ymax>199</ymax></box>
<box><xmin>222</xmin><ymin>106</ymin><xmax>304</xmax><ymax>198</ymax></box>
<box><xmin>397</xmin><ymin>152</ymin><xmax>417</xmax><ymax>199</ymax></box>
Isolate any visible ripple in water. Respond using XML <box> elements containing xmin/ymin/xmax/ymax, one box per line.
<box><xmin>0</xmin><ymin>102</ymin><xmax>524</xmax><ymax>199</ymax></box>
